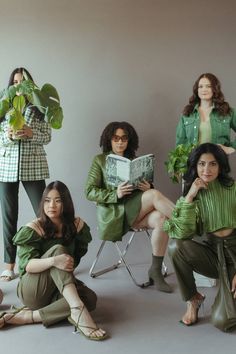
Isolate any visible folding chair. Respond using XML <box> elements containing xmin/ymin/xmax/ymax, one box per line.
<box><xmin>89</xmin><ymin>228</ymin><xmax>168</xmax><ymax>288</ymax></box>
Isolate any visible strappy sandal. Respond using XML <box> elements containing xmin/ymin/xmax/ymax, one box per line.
<box><xmin>0</xmin><ymin>307</ymin><xmax>33</xmax><ymax>329</ymax></box>
<box><xmin>68</xmin><ymin>305</ymin><xmax>108</xmax><ymax>341</ymax></box>
<box><xmin>180</xmin><ymin>293</ymin><xmax>206</xmax><ymax>326</ymax></box>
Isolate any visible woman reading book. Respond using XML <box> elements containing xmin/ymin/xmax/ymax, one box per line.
<box><xmin>85</xmin><ymin>121</ymin><xmax>174</xmax><ymax>293</ymax></box>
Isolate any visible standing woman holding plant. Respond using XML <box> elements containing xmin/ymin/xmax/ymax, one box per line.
<box><xmin>0</xmin><ymin>67</ymin><xmax>51</xmax><ymax>281</ymax></box>
<box><xmin>176</xmin><ymin>73</ymin><xmax>236</xmax><ymax>154</ymax></box>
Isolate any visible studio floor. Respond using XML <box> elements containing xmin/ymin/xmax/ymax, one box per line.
<box><xmin>0</xmin><ymin>238</ymin><xmax>235</xmax><ymax>354</ymax></box>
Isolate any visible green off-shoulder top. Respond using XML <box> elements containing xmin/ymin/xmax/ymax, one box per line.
<box><xmin>13</xmin><ymin>222</ymin><xmax>92</xmax><ymax>277</ymax></box>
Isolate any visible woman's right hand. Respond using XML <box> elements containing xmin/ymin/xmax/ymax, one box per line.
<box><xmin>53</xmin><ymin>254</ymin><xmax>74</xmax><ymax>272</ymax></box>
<box><xmin>185</xmin><ymin>178</ymin><xmax>208</xmax><ymax>203</ymax></box>
<box><xmin>217</xmin><ymin>144</ymin><xmax>235</xmax><ymax>155</ymax></box>
<box><xmin>117</xmin><ymin>181</ymin><xmax>133</xmax><ymax>199</ymax></box>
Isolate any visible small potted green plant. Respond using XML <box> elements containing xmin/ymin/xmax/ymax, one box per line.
<box><xmin>0</xmin><ymin>70</ymin><xmax>63</xmax><ymax>133</ymax></box>
<box><xmin>165</xmin><ymin>143</ymin><xmax>196</xmax><ymax>183</ymax></box>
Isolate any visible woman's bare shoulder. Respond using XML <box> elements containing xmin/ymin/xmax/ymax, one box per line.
<box><xmin>26</xmin><ymin>219</ymin><xmax>45</xmax><ymax>237</ymax></box>
<box><xmin>74</xmin><ymin>217</ymin><xmax>84</xmax><ymax>233</ymax></box>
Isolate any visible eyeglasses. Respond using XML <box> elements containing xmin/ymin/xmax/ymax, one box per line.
<box><xmin>112</xmin><ymin>135</ymin><xmax>129</xmax><ymax>142</ymax></box>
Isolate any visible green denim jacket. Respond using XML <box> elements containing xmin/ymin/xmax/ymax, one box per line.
<box><xmin>176</xmin><ymin>106</ymin><xmax>236</xmax><ymax>148</ymax></box>
<box><xmin>85</xmin><ymin>153</ymin><xmax>142</xmax><ymax>242</ymax></box>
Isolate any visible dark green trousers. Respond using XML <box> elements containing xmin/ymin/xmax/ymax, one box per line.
<box><xmin>168</xmin><ymin>238</ymin><xmax>217</xmax><ymax>301</ymax></box>
<box><xmin>169</xmin><ymin>237</ymin><xmax>236</xmax><ymax>301</ymax></box>
<box><xmin>17</xmin><ymin>245</ymin><xmax>97</xmax><ymax>327</ymax></box>
<box><xmin>0</xmin><ymin>180</ymin><xmax>45</xmax><ymax>263</ymax></box>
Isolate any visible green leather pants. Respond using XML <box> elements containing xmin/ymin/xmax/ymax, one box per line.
<box><xmin>168</xmin><ymin>237</ymin><xmax>220</xmax><ymax>301</ymax></box>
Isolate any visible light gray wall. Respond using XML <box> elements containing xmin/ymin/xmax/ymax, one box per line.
<box><xmin>0</xmin><ymin>0</ymin><xmax>236</xmax><ymax>232</ymax></box>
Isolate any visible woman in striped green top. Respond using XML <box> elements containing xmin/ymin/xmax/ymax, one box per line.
<box><xmin>164</xmin><ymin>143</ymin><xmax>236</xmax><ymax>331</ymax></box>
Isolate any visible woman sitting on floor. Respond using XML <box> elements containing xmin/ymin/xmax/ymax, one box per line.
<box><xmin>0</xmin><ymin>180</ymin><xmax>107</xmax><ymax>341</ymax></box>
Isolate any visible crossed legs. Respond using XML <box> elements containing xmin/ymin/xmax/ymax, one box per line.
<box><xmin>132</xmin><ymin>189</ymin><xmax>175</xmax><ymax>292</ymax></box>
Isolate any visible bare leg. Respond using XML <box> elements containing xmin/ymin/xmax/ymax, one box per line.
<box><xmin>133</xmin><ymin>210</ymin><xmax>168</xmax><ymax>256</ymax></box>
<box><xmin>0</xmin><ymin>283</ymin><xmax>107</xmax><ymax>338</ymax></box>
<box><xmin>181</xmin><ymin>292</ymin><xmax>205</xmax><ymax>326</ymax></box>
<box><xmin>0</xmin><ymin>308</ymin><xmax>41</xmax><ymax>327</ymax></box>
<box><xmin>62</xmin><ymin>283</ymin><xmax>106</xmax><ymax>339</ymax></box>
<box><xmin>136</xmin><ymin>189</ymin><xmax>175</xmax><ymax>220</ymax></box>
<box><xmin>133</xmin><ymin>210</ymin><xmax>172</xmax><ymax>293</ymax></box>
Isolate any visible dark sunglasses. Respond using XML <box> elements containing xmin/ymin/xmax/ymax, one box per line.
<box><xmin>112</xmin><ymin>135</ymin><xmax>129</xmax><ymax>142</ymax></box>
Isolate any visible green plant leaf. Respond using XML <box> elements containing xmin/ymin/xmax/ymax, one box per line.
<box><xmin>13</xmin><ymin>95</ymin><xmax>26</xmax><ymax>112</ymax></box>
<box><xmin>1</xmin><ymin>79</ymin><xmax>63</xmax><ymax>130</ymax></box>
<box><xmin>8</xmin><ymin>108</ymin><xmax>25</xmax><ymax>130</ymax></box>
<box><xmin>41</xmin><ymin>83</ymin><xmax>60</xmax><ymax>103</ymax></box>
<box><xmin>31</xmin><ymin>89</ymin><xmax>47</xmax><ymax>113</ymax></box>
<box><xmin>6</xmin><ymin>86</ymin><xmax>17</xmax><ymax>100</ymax></box>
<box><xmin>46</xmin><ymin>106</ymin><xmax>63</xmax><ymax>129</ymax></box>
<box><xmin>165</xmin><ymin>144</ymin><xmax>196</xmax><ymax>184</ymax></box>
<box><xmin>18</xmin><ymin>80</ymin><xmax>35</xmax><ymax>96</ymax></box>
<box><xmin>0</xmin><ymin>99</ymin><xmax>10</xmax><ymax>118</ymax></box>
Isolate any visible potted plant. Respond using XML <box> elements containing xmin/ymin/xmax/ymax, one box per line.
<box><xmin>0</xmin><ymin>70</ymin><xmax>63</xmax><ymax>132</ymax></box>
<box><xmin>165</xmin><ymin>143</ymin><xmax>196</xmax><ymax>183</ymax></box>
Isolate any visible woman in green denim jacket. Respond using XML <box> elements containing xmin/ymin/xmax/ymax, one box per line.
<box><xmin>85</xmin><ymin>121</ymin><xmax>174</xmax><ymax>293</ymax></box>
<box><xmin>176</xmin><ymin>73</ymin><xmax>236</xmax><ymax>155</ymax></box>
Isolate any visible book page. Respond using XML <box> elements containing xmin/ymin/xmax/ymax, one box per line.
<box><xmin>106</xmin><ymin>154</ymin><xmax>130</xmax><ymax>186</ymax></box>
<box><xmin>130</xmin><ymin>154</ymin><xmax>154</xmax><ymax>186</ymax></box>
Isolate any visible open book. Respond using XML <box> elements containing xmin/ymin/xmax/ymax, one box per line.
<box><xmin>106</xmin><ymin>153</ymin><xmax>154</xmax><ymax>187</ymax></box>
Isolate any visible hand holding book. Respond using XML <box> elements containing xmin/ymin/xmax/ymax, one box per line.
<box><xmin>137</xmin><ymin>179</ymin><xmax>151</xmax><ymax>191</ymax></box>
<box><xmin>117</xmin><ymin>181</ymin><xmax>134</xmax><ymax>199</ymax></box>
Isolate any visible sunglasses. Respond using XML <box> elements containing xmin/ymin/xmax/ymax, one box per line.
<box><xmin>112</xmin><ymin>135</ymin><xmax>129</xmax><ymax>142</ymax></box>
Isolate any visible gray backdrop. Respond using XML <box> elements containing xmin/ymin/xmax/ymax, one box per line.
<box><xmin>0</xmin><ymin>0</ymin><xmax>236</xmax><ymax>237</ymax></box>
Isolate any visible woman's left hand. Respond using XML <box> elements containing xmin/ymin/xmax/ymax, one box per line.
<box><xmin>137</xmin><ymin>179</ymin><xmax>151</xmax><ymax>191</ymax></box>
<box><xmin>231</xmin><ymin>274</ymin><xmax>236</xmax><ymax>298</ymax></box>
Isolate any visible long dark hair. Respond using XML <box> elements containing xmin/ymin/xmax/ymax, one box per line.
<box><xmin>8</xmin><ymin>67</ymin><xmax>44</xmax><ymax>120</ymax></box>
<box><xmin>100</xmin><ymin>121</ymin><xmax>139</xmax><ymax>159</ymax></box>
<box><xmin>38</xmin><ymin>181</ymin><xmax>77</xmax><ymax>242</ymax></box>
<box><xmin>183</xmin><ymin>73</ymin><xmax>232</xmax><ymax>117</ymax></box>
<box><xmin>8</xmin><ymin>67</ymin><xmax>34</xmax><ymax>87</ymax></box>
<box><xmin>183</xmin><ymin>143</ymin><xmax>234</xmax><ymax>196</ymax></box>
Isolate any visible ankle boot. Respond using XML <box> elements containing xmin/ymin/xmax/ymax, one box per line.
<box><xmin>148</xmin><ymin>255</ymin><xmax>172</xmax><ymax>293</ymax></box>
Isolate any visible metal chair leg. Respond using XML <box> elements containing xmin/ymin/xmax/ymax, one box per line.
<box><xmin>89</xmin><ymin>229</ymin><xmax>168</xmax><ymax>287</ymax></box>
<box><xmin>89</xmin><ymin>240</ymin><xmax>121</xmax><ymax>277</ymax></box>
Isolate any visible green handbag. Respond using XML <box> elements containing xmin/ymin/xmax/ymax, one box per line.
<box><xmin>211</xmin><ymin>245</ymin><xmax>236</xmax><ymax>332</ymax></box>
<box><xmin>211</xmin><ymin>276</ymin><xmax>236</xmax><ymax>332</ymax></box>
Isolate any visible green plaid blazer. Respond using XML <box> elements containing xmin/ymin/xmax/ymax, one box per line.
<box><xmin>0</xmin><ymin>107</ymin><xmax>51</xmax><ymax>182</ymax></box>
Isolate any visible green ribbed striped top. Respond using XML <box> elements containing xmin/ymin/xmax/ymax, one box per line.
<box><xmin>163</xmin><ymin>179</ymin><xmax>236</xmax><ymax>239</ymax></box>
